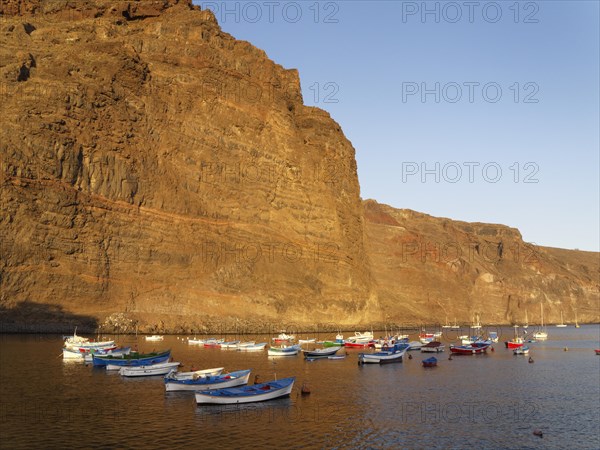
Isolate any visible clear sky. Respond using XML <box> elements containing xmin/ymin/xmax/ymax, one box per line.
<box><xmin>192</xmin><ymin>1</ymin><xmax>599</xmax><ymax>251</ymax></box>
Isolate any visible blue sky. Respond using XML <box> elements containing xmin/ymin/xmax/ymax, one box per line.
<box><xmin>193</xmin><ymin>1</ymin><xmax>599</xmax><ymax>251</ymax></box>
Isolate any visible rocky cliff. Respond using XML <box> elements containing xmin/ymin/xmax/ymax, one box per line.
<box><xmin>0</xmin><ymin>1</ymin><xmax>597</xmax><ymax>333</ymax></box>
<box><xmin>364</xmin><ymin>200</ymin><xmax>599</xmax><ymax>327</ymax></box>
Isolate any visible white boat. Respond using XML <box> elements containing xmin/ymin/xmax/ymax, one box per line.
<box><xmin>237</xmin><ymin>343</ymin><xmax>267</xmax><ymax>352</ymax></box>
<box><xmin>268</xmin><ymin>344</ymin><xmax>301</xmax><ymax>356</ymax></box>
<box><xmin>165</xmin><ymin>367</ymin><xmax>224</xmax><ymax>381</ymax></box>
<box><xmin>220</xmin><ymin>341</ymin><xmax>241</xmax><ymax>349</ymax></box>
<box><xmin>451</xmin><ymin>319</ymin><xmax>460</xmax><ymax>329</ymax></box>
<box><xmin>298</xmin><ymin>338</ymin><xmax>316</xmax><ymax>344</ymax></box>
<box><xmin>194</xmin><ymin>377</ymin><xmax>295</xmax><ymax>404</ymax></box>
<box><xmin>302</xmin><ymin>346</ymin><xmax>342</xmax><ymax>359</ymax></box>
<box><xmin>407</xmin><ymin>341</ymin><xmax>423</xmax><ymax>351</ymax></box>
<box><xmin>556</xmin><ymin>311</ymin><xmax>567</xmax><ymax>327</ymax></box>
<box><xmin>272</xmin><ymin>333</ymin><xmax>295</xmax><ymax>343</ymax></box>
<box><xmin>358</xmin><ymin>343</ymin><xmax>409</xmax><ymax>364</ymax></box>
<box><xmin>165</xmin><ymin>369</ymin><xmax>251</xmax><ymax>392</ymax></box>
<box><xmin>513</xmin><ymin>345</ymin><xmax>530</xmax><ymax>355</ymax></box>
<box><xmin>523</xmin><ymin>310</ymin><xmax>529</xmax><ymax>329</ymax></box>
<box><xmin>237</xmin><ymin>341</ymin><xmax>256</xmax><ymax>348</ymax></box>
<box><xmin>442</xmin><ymin>317</ymin><xmax>451</xmax><ymax>328</ymax></box>
<box><xmin>145</xmin><ymin>335</ymin><xmax>164</xmax><ymax>341</ymax></box>
<box><xmin>188</xmin><ymin>337</ymin><xmax>205</xmax><ymax>345</ymax></box>
<box><xmin>119</xmin><ymin>362</ymin><xmax>181</xmax><ymax>377</ymax></box>
<box><xmin>420</xmin><ymin>341</ymin><xmax>445</xmax><ymax>353</ymax></box>
<box><xmin>533</xmin><ymin>303</ymin><xmax>548</xmax><ymax>340</ymax></box>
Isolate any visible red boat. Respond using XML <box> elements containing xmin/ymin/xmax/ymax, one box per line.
<box><xmin>504</xmin><ymin>339</ymin><xmax>524</xmax><ymax>349</ymax></box>
<box><xmin>344</xmin><ymin>341</ymin><xmax>375</xmax><ymax>349</ymax></box>
<box><xmin>449</xmin><ymin>342</ymin><xmax>491</xmax><ymax>354</ymax></box>
<box><xmin>595</xmin><ymin>349</ymin><xmax>600</xmax><ymax>355</ymax></box>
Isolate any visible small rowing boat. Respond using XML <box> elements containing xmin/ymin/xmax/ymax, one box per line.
<box><xmin>165</xmin><ymin>369</ymin><xmax>252</xmax><ymax>392</ymax></box>
<box><xmin>194</xmin><ymin>377</ymin><xmax>295</xmax><ymax>404</ymax></box>
<box><xmin>119</xmin><ymin>362</ymin><xmax>181</xmax><ymax>377</ymax></box>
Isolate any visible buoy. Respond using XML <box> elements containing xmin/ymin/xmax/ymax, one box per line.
<box><xmin>491</xmin><ymin>346</ymin><xmax>495</xmax><ymax>352</ymax></box>
<box><xmin>528</xmin><ymin>357</ymin><xmax>534</xmax><ymax>363</ymax></box>
<box><xmin>564</xmin><ymin>347</ymin><xmax>568</xmax><ymax>351</ymax></box>
<box><xmin>301</xmin><ymin>381</ymin><xmax>311</xmax><ymax>395</ymax></box>
<box><xmin>448</xmin><ymin>355</ymin><xmax>453</xmax><ymax>360</ymax></box>
<box><xmin>254</xmin><ymin>375</ymin><xmax>260</xmax><ymax>384</ymax></box>
<box><xmin>408</xmin><ymin>354</ymin><xmax>413</xmax><ymax>360</ymax></box>
<box><xmin>533</xmin><ymin>429</ymin><xmax>543</xmax><ymax>438</ymax></box>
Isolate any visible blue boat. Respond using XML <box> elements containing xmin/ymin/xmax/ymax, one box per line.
<box><xmin>422</xmin><ymin>357</ymin><xmax>438</xmax><ymax>367</ymax></box>
<box><xmin>164</xmin><ymin>369</ymin><xmax>252</xmax><ymax>392</ymax></box>
<box><xmin>92</xmin><ymin>349</ymin><xmax>171</xmax><ymax>367</ymax></box>
<box><xmin>194</xmin><ymin>377</ymin><xmax>296</xmax><ymax>405</ymax></box>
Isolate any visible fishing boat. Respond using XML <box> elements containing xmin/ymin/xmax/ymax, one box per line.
<box><xmin>449</xmin><ymin>342</ymin><xmax>491</xmax><ymax>354</ymax></box>
<box><xmin>188</xmin><ymin>337</ymin><xmax>206</xmax><ymax>345</ymax></box>
<box><xmin>574</xmin><ymin>311</ymin><xmax>580</xmax><ymax>328</ymax></box>
<box><xmin>272</xmin><ymin>333</ymin><xmax>295</xmax><ymax>343</ymax></box>
<box><xmin>220</xmin><ymin>341</ymin><xmax>241</xmax><ymax>349</ymax></box>
<box><xmin>442</xmin><ymin>317</ymin><xmax>451</xmax><ymax>328</ymax></box>
<box><xmin>358</xmin><ymin>343</ymin><xmax>409</xmax><ymax>364</ymax></box>
<box><xmin>203</xmin><ymin>339</ymin><xmax>223</xmax><ymax>348</ymax></box>
<box><xmin>237</xmin><ymin>343</ymin><xmax>267</xmax><ymax>352</ymax></box>
<box><xmin>407</xmin><ymin>341</ymin><xmax>423</xmax><ymax>351</ymax></box>
<box><xmin>119</xmin><ymin>361</ymin><xmax>181</xmax><ymax>377</ymax></box>
<box><xmin>83</xmin><ymin>346</ymin><xmax>131</xmax><ymax>362</ymax></box>
<box><xmin>344</xmin><ymin>340</ymin><xmax>374</xmax><ymax>349</ymax></box>
<box><xmin>556</xmin><ymin>311</ymin><xmax>567</xmax><ymax>327</ymax></box>
<box><xmin>418</xmin><ymin>332</ymin><xmax>435</xmax><ymax>344</ymax></box>
<box><xmin>194</xmin><ymin>377</ymin><xmax>295</xmax><ymax>404</ymax></box>
<box><xmin>302</xmin><ymin>346</ymin><xmax>342</xmax><ymax>359</ymax></box>
<box><xmin>298</xmin><ymin>338</ymin><xmax>316</xmax><ymax>344</ymax></box>
<box><xmin>322</xmin><ymin>333</ymin><xmax>345</xmax><ymax>347</ymax></box>
<box><xmin>165</xmin><ymin>367</ymin><xmax>224</xmax><ymax>380</ymax></box>
<box><xmin>420</xmin><ymin>341</ymin><xmax>445</xmax><ymax>353</ymax></box>
<box><xmin>422</xmin><ymin>357</ymin><xmax>438</xmax><ymax>367</ymax></box>
<box><xmin>145</xmin><ymin>335</ymin><xmax>164</xmax><ymax>341</ymax></box>
<box><xmin>533</xmin><ymin>303</ymin><xmax>548</xmax><ymax>340</ymax></box>
<box><xmin>165</xmin><ymin>369</ymin><xmax>252</xmax><ymax>392</ymax></box>
<box><xmin>513</xmin><ymin>346</ymin><xmax>530</xmax><ymax>355</ymax></box>
<box><xmin>504</xmin><ymin>326</ymin><xmax>524</xmax><ymax>349</ymax></box>
<box><xmin>268</xmin><ymin>344</ymin><xmax>301</xmax><ymax>356</ymax></box>
<box><xmin>92</xmin><ymin>350</ymin><xmax>171</xmax><ymax>367</ymax></box>
<box><xmin>595</xmin><ymin>349</ymin><xmax>600</xmax><ymax>355</ymax></box>
<box><xmin>488</xmin><ymin>331</ymin><xmax>499</xmax><ymax>343</ymax></box>
<box><xmin>451</xmin><ymin>319</ymin><xmax>460</xmax><ymax>329</ymax></box>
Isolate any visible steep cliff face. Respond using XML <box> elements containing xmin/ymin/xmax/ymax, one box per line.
<box><xmin>0</xmin><ymin>1</ymin><xmax>597</xmax><ymax>333</ymax></box>
<box><xmin>0</xmin><ymin>0</ymin><xmax>376</xmax><ymax>332</ymax></box>
<box><xmin>364</xmin><ymin>200</ymin><xmax>599</xmax><ymax>326</ymax></box>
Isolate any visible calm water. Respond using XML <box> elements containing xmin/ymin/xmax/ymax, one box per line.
<box><xmin>1</xmin><ymin>326</ymin><xmax>599</xmax><ymax>449</ymax></box>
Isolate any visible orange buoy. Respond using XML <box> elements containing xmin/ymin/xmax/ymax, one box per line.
<box><xmin>301</xmin><ymin>381</ymin><xmax>311</xmax><ymax>395</ymax></box>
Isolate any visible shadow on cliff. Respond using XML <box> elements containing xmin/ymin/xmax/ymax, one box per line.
<box><xmin>0</xmin><ymin>301</ymin><xmax>98</xmax><ymax>333</ymax></box>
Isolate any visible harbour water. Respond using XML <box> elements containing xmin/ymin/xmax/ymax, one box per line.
<box><xmin>1</xmin><ymin>326</ymin><xmax>598</xmax><ymax>449</ymax></box>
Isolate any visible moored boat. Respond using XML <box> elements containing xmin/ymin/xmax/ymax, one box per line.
<box><xmin>145</xmin><ymin>335</ymin><xmax>164</xmax><ymax>341</ymax></box>
<box><xmin>237</xmin><ymin>343</ymin><xmax>267</xmax><ymax>352</ymax></box>
<box><xmin>268</xmin><ymin>344</ymin><xmax>301</xmax><ymax>356</ymax></box>
<box><xmin>449</xmin><ymin>342</ymin><xmax>491</xmax><ymax>354</ymax></box>
<box><xmin>302</xmin><ymin>346</ymin><xmax>342</xmax><ymax>359</ymax></box>
<box><xmin>220</xmin><ymin>341</ymin><xmax>241</xmax><ymax>349</ymax></box>
<box><xmin>272</xmin><ymin>333</ymin><xmax>295</xmax><ymax>343</ymax></box>
<box><xmin>119</xmin><ymin>361</ymin><xmax>181</xmax><ymax>377</ymax></box>
<box><xmin>358</xmin><ymin>343</ymin><xmax>409</xmax><ymax>364</ymax></box>
<box><xmin>93</xmin><ymin>350</ymin><xmax>171</xmax><ymax>367</ymax></box>
<box><xmin>595</xmin><ymin>349</ymin><xmax>600</xmax><ymax>355</ymax></box>
<box><xmin>166</xmin><ymin>367</ymin><xmax>224</xmax><ymax>380</ymax></box>
<box><xmin>165</xmin><ymin>369</ymin><xmax>252</xmax><ymax>392</ymax></box>
<box><xmin>298</xmin><ymin>338</ymin><xmax>316</xmax><ymax>344</ymax></box>
<box><xmin>513</xmin><ymin>346</ymin><xmax>530</xmax><ymax>355</ymax></box>
<box><xmin>422</xmin><ymin>357</ymin><xmax>438</xmax><ymax>367</ymax></box>
<box><xmin>194</xmin><ymin>377</ymin><xmax>295</xmax><ymax>404</ymax></box>
<box><xmin>407</xmin><ymin>341</ymin><xmax>423</xmax><ymax>351</ymax></box>
<box><xmin>83</xmin><ymin>346</ymin><xmax>131</xmax><ymax>362</ymax></box>
<box><xmin>420</xmin><ymin>341</ymin><xmax>445</xmax><ymax>353</ymax></box>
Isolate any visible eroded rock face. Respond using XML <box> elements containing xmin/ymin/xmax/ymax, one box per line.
<box><xmin>363</xmin><ymin>200</ymin><xmax>599</xmax><ymax>327</ymax></box>
<box><xmin>0</xmin><ymin>1</ymin><xmax>375</xmax><ymax>332</ymax></box>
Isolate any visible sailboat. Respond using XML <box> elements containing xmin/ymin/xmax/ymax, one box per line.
<box><xmin>533</xmin><ymin>303</ymin><xmax>548</xmax><ymax>340</ymax></box>
<box><xmin>451</xmin><ymin>318</ymin><xmax>460</xmax><ymax>329</ymax></box>
<box><xmin>575</xmin><ymin>310</ymin><xmax>581</xmax><ymax>328</ymax></box>
<box><xmin>523</xmin><ymin>310</ymin><xmax>529</xmax><ymax>329</ymax></box>
<box><xmin>442</xmin><ymin>317</ymin><xmax>451</xmax><ymax>328</ymax></box>
<box><xmin>472</xmin><ymin>314</ymin><xmax>482</xmax><ymax>330</ymax></box>
<box><xmin>556</xmin><ymin>311</ymin><xmax>567</xmax><ymax>327</ymax></box>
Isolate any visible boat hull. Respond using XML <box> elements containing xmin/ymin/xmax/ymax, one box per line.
<box><xmin>120</xmin><ymin>362</ymin><xmax>181</xmax><ymax>377</ymax></box>
<box><xmin>449</xmin><ymin>343</ymin><xmax>490</xmax><ymax>354</ymax></box>
<box><xmin>195</xmin><ymin>377</ymin><xmax>295</xmax><ymax>404</ymax></box>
